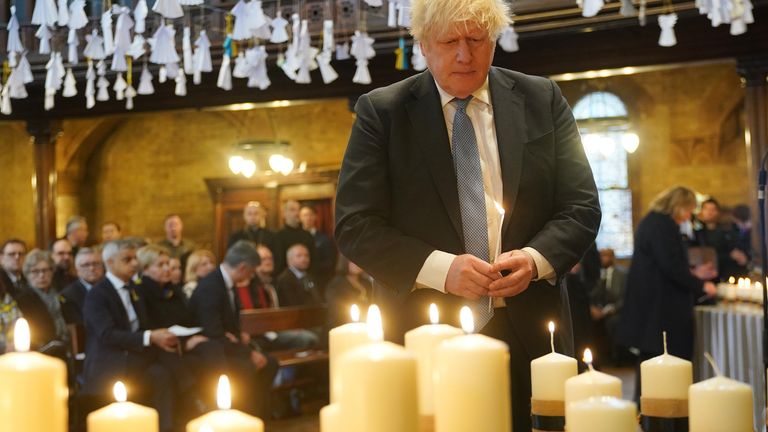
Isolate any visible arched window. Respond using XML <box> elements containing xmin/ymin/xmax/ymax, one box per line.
<box><xmin>574</xmin><ymin>92</ymin><xmax>636</xmax><ymax>257</ymax></box>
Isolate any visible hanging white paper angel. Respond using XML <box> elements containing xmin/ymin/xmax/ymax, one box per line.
<box><xmin>175</xmin><ymin>72</ymin><xmax>187</xmax><ymax>96</ymax></box>
<box><xmin>179</xmin><ymin>0</ymin><xmax>203</xmax><ymax>6</ymax></box>
<box><xmin>7</xmin><ymin>66</ymin><xmax>29</xmax><ymax>99</ymax></box>
<box><xmin>232</xmin><ymin>52</ymin><xmax>248</xmax><ymax>78</ymax></box>
<box><xmin>231</xmin><ymin>0</ymin><xmax>252</xmax><ymax>40</ymax></box>
<box><xmin>7</xmin><ymin>7</ymin><xmax>25</xmax><ymax>60</ymax></box>
<box><xmin>183</xmin><ymin>27</ymin><xmax>194</xmax><ymax>75</ymax></box>
<box><xmin>336</xmin><ymin>42</ymin><xmax>350</xmax><ymax>60</ymax></box>
<box><xmin>111</xmin><ymin>6</ymin><xmax>134</xmax><ymax>71</ymax></box>
<box><xmin>730</xmin><ymin>0</ymin><xmax>754</xmax><ymax>35</ymax></box>
<box><xmin>193</xmin><ymin>30</ymin><xmax>212</xmax><ymax>84</ymax></box>
<box><xmin>270</xmin><ymin>14</ymin><xmax>289</xmax><ymax>43</ymax></box>
<box><xmin>619</xmin><ymin>0</ymin><xmax>636</xmax><ymax>16</ymax></box>
<box><xmin>67</xmin><ymin>28</ymin><xmax>80</xmax><ymax>64</ymax></box>
<box><xmin>63</xmin><ymin>68</ymin><xmax>77</xmax><ymax>97</ymax></box>
<box><xmin>32</xmin><ymin>0</ymin><xmax>58</xmax><ymax>27</ymax></box>
<box><xmin>387</xmin><ymin>0</ymin><xmax>398</xmax><ymax>27</ymax></box>
<box><xmin>128</xmin><ymin>34</ymin><xmax>146</xmax><ymax>59</ymax></box>
<box><xmin>57</xmin><ymin>0</ymin><xmax>69</xmax><ymax>27</ymax></box>
<box><xmin>113</xmin><ymin>73</ymin><xmax>127</xmax><ymax>100</ymax></box>
<box><xmin>351</xmin><ymin>31</ymin><xmax>375</xmax><ymax>85</ymax></box>
<box><xmin>96</xmin><ymin>60</ymin><xmax>110</xmax><ymax>101</ymax></box>
<box><xmin>36</xmin><ymin>25</ymin><xmax>52</xmax><ymax>54</ymax></box>
<box><xmin>138</xmin><ymin>65</ymin><xmax>155</xmax><ymax>94</ymax></box>
<box><xmin>102</xmin><ymin>9</ymin><xmax>115</xmax><ymax>55</ymax></box>
<box><xmin>217</xmin><ymin>53</ymin><xmax>233</xmax><ymax>90</ymax></box>
<box><xmin>581</xmin><ymin>0</ymin><xmax>604</xmax><ymax>17</ymax></box>
<box><xmin>152</xmin><ymin>0</ymin><xmax>183</xmax><ymax>19</ymax></box>
<box><xmin>18</xmin><ymin>54</ymin><xmax>34</xmax><ymax>84</ymax></box>
<box><xmin>280</xmin><ymin>14</ymin><xmax>302</xmax><ymax>80</ymax></box>
<box><xmin>316</xmin><ymin>51</ymin><xmax>338</xmax><ymax>84</ymax></box>
<box><xmin>398</xmin><ymin>0</ymin><xmax>411</xmax><ymax>27</ymax></box>
<box><xmin>84</xmin><ymin>30</ymin><xmax>107</xmax><ymax>60</ymax></box>
<box><xmin>44</xmin><ymin>52</ymin><xmax>64</xmax><ymax>110</ymax></box>
<box><xmin>134</xmin><ymin>0</ymin><xmax>148</xmax><ymax>34</ymax></box>
<box><xmin>125</xmin><ymin>84</ymin><xmax>136</xmax><ymax>109</ymax></box>
<box><xmin>658</xmin><ymin>13</ymin><xmax>678</xmax><ymax>46</ymax></box>
<box><xmin>247</xmin><ymin>1</ymin><xmax>272</xmax><ymax>40</ymax></box>
<box><xmin>498</xmin><ymin>25</ymin><xmax>519</xmax><ymax>52</ymax></box>
<box><xmin>294</xmin><ymin>20</ymin><xmax>318</xmax><ymax>84</ymax></box>
<box><xmin>150</xmin><ymin>24</ymin><xmax>180</xmax><ymax>64</ymax></box>
<box><xmin>85</xmin><ymin>60</ymin><xmax>96</xmax><ymax>108</ymax></box>
<box><xmin>364</xmin><ymin>0</ymin><xmax>383</xmax><ymax>7</ymax></box>
<box><xmin>69</xmin><ymin>0</ymin><xmax>88</xmax><ymax>29</ymax></box>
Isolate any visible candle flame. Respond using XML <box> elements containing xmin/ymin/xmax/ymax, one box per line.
<box><xmin>217</xmin><ymin>375</ymin><xmax>232</xmax><ymax>410</ymax></box>
<box><xmin>728</xmin><ymin>276</ymin><xmax>735</xmax><ymax>284</ymax></box>
<box><xmin>113</xmin><ymin>381</ymin><xmax>127</xmax><ymax>403</ymax></box>
<box><xmin>494</xmin><ymin>200</ymin><xmax>505</xmax><ymax>217</ymax></box>
<box><xmin>429</xmin><ymin>303</ymin><xmax>439</xmax><ymax>324</ymax></box>
<box><xmin>583</xmin><ymin>348</ymin><xmax>593</xmax><ymax>365</ymax></box>
<box><xmin>460</xmin><ymin>306</ymin><xmax>475</xmax><ymax>334</ymax></box>
<box><xmin>198</xmin><ymin>425</ymin><xmax>214</xmax><ymax>432</ymax></box>
<box><xmin>548</xmin><ymin>321</ymin><xmax>555</xmax><ymax>333</ymax></box>
<box><xmin>350</xmin><ymin>304</ymin><xmax>360</xmax><ymax>323</ymax></box>
<box><xmin>13</xmin><ymin>318</ymin><xmax>30</xmax><ymax>353</ymax></box>
<box><xmin>746</xmin><ymin>277</ymin><xmax>752</xmax><ymax>287</ymax></box>
<box><xmin>367</xmin><ymin>305</ymin><xmax>383</xmax><ymax>342</ymax></box>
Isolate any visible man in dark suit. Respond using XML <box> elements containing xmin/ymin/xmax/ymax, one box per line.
<box><xmin>275</xmin><ymin>244</ymin><xmax>323</xmax><ymax>307</ymax></box>
<box><xmin>275</xmin><ymin>200</ymin><xmax>315</xmax><ymax>275</ymax></box>
<box><xmin>299</xmin><ymin>205</ymin><xmax>337</xmax><ymax>293</ymax></box>
<box><xmin>189</xmin><ymin>240</ymin><xmax>278</xmax><ymax>419</ymax></box>
<box><xmin>228</xmin><ymin>201</ymin><xmax>279</xmax><ymax>256</ymax></box>
<box><xmin>61</xmin><ymin>247</ymin><xmax>105</xmax><ymax>326</ymax></box>
<box><xmin>82</xmin><ymin>240</ymin><xmax>179</xmax><ymax>432</ymax></box>
<box><xmin>1</xmin><ymin>238</ymin><xmax>28</xmax><ymax>291</ymax></box>
<box><xmin>334</xmin><ymin>1</ymin><xmax>601</xmax><ymax>429</ymax></box>
<box><xmin>50</xmin><ymin>238</ymin><xmax>77</xmax><ymax>292</ymax></box>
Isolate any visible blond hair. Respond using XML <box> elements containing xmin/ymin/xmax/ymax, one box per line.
<box><xmin>410</xmin><ymin>0</ymin><xmax>511</xmax><ymax>42</ymax></box>
<box><xmin>137</xmin><ymin>244</ymin><xmax>169</xmax><ymax>270</ymax></box>
<box><xmin>184</xmin><ymin>249</ymin><xmax>216</xmax><ymax>283</ymax></box>
<box><xmin>649</xmin><ymin>186</ymin><xmax>697</xmax><ymax>221</ymax></box>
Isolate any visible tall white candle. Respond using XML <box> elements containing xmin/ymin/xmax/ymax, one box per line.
<box><xmin>88</xmin><ymin>382</ymin><xmax>159</xmax><ymax>432</ymax></box>
<box><xmin>689</xmin><ymin>354</ymin><xmax>753</xmax><ymax>432</ymax></box>
<box><xmin>405</xmin><ymin>303</ymin><xmax>463</xmax><ymax>416</ymax></box>
<box><xmin>320</xmin><ymin>403</ymin><xmax>340</xmax><ymax>432</ymax></box>
<box><xmin>530</xmin><ymin>321</ymin><xmax>578</xmax><ymax>402</ymax></box>
<box><xmin>566</xmin><ymin>396</ymin><xmax>637</xmax><ymax>432</ymax></box>
<box><xmin>640</xmin><ymin>332</ymin><xmax>692</xmax><ymax>400</ymax></box>
<box><xmin>564</xmin><ymin>349</ymin><xmax>622</xmax><ymax>406</ymax></box>
<box><xmin>339</xmin><ymin>305</ymin><xmax>419</xmax><ymax>432</ymax></box>
<box><xmin>186</xmin><ymin>375</ymin><xmax>264</xmax><ymax>432</ymax></box>
<box><xmin>328</xmin><ymin>304</ymin><xmax>371</xmax><ymax>403</ymax></box>
<box><xmin>0</xmin><ymin>319</ymin><xmax>67</xmax><ymax>432</ymax></box>
<box><xmin>434</xmin><ymin>307</ymin><xmax>511</xmax><ymax>432</ymax></box>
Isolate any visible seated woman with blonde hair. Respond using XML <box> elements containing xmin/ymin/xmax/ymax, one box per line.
<box><xmin>182</xmin><ymin>249</ymin><xmax>217</xmax><ymax>299</ymax></box>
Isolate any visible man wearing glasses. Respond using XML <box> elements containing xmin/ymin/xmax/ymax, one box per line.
<box><xmin>61</xmin><ymin>247</ymin><xmax>105</xmax><ymax>326</ymax></box>
<box><xmin>1</xmin><ymin>239</ymin><xmax>28</xmax><ymax>292</ymax></box>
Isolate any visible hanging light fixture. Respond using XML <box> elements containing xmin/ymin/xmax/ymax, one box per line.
<box><xmin>621</xmin><ymin>132</ymin><xmax>640</xmax><ymax>153</ymax></box>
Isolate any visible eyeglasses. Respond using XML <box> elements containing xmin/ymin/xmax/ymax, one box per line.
<box><xmin>78</xmin><ymin>262</ymin><xmax>102</xmax><ymax>268</ymax></box>
<box><xmin>28</xmin><ymin>268</ymin><xmax>53</xmax><ymax>276</ymax></box>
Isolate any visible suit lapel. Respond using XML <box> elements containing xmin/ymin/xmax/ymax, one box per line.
<box><xmin>104</xmin><ymin>279</ymin><xmax>130</xmax><ymax>328</ymax></box>
<box><xmin>489</xmin><ymin>67</ymin><xmax>527</xmax><ymax>238</ymax></box>
<box><xmin>405</xmin><ymin>71</ymin><xmax>463</xmax><ymax>241</ymax></box>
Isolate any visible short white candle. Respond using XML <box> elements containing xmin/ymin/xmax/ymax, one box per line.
<box><xmin>328</xmin><ymin>304</ymin><xmax>371</xmax><ymax>403</ymax></box>
<box><xmin>566</xmin><ymin>396</ymin><xmax>637</xmax><ymax>432</ymax></box>
<box><xmin>640</xmin><ymin>332</ymin><xmax>692</xmax><ymax>400</ymax></box>
<box><xmin>405</xmin><ymin>303</ymin><xmax>463</xmax><ymax>415</ymax></box>
<box><xmin>530</xmin><ymin>321</ymin><xmax>578</xmax><ymax>402</ymax></box>
<box><xmin>564</xmin><ymin>349</ymin><xmax>622</xmax><ymax>406</ymax></box>
<box><xmin>434</xmin><ymin>307</ymin><xmax>511</xmax><ymax>432</ymax></box>
<box><xmin>88</xmin><ymin>382</ymin><xmax>158</xmax><ymax>432</ymax></box>
<box><xmin>186</xmin><ymin>375</ymin><xmax>264</xmax><ymax>432</ymax></box>
<box><xmin>689</xmin><ymin>354</ymin><xmax>753</xmax><ymax>432</ymax></box>
<box><xmin>319</xmin><ymin>403</ymin><xmax>340</xmax><ymax>432</ymax></box>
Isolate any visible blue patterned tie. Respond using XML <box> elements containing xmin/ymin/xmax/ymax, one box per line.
<box><xmin>451</xmin><ymin>96</ymin><xmax>494</xmax><ymax>330</ymax></box>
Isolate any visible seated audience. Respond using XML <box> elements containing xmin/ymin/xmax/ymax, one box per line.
<box><xmin>228</xmin><ymin>201</ymin><xmax>278</xmax><ymax>257</ymax></box>
<box><xmin>275</xmin><ymin>200</ymin><xmax>315</xmax><ymax>275</ymax></box>
<box><xmin>1</xmin><ymin>238</ymin><xmax>28</xmax><ymax>291</ymax></box>
<box><xmin>61</xmin><ymin>247</ymin><xmax>105</xmax><ymax>326</ymax></box>
<box><xmin>101</xmin><ymin>221</ymin><xmax>122</xmax><ymax>243</ymax></box>
<box><xmin>275</xmin><ymin>244</ymin><xmax>322</xmax><ymax>307</ymax></box>
<box><xmin>325</xmin><ymin>256</ymin><xmax>371</xmax><ymax>329</ymax></box>
<box><xmin>168</xmin><ymin>257</ymin><xmax>183</xmax><ymax>287</ymax></box>
<box><xmin>23</xmin><ymin>249</ymin><xmax>69</xmax><ymax>346</ymax></box>
<box><xmin>65</xmin><ymin>216</ymin><xmax>89</xmax><ymax>257</ymax></box>
<box><xmin>189</xmin><ymin>240</ymin><xmax>278</xmax><ymax>419</ymax></box>
<box><xmin>82</xmin><ymin>240</ymin><xmax>180</xmax><ymax>432</ymax></box>
<box><xmin>182</xmin><ymin>249</ymin><xmax>216</xmax><ymax>299</ymax></box>
<box><xmin>50</xmin><ymin>238</ymin><xmax>77</xmax><ymax>292</ymax></box>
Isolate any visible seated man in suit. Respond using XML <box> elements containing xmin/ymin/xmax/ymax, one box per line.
<box><xmin>50</xmin><ymin>238</ymin><xmax>77</xmax><ymax>292</ymax></box>
<box><xmin>1</xmin><ymin>238</ymin><xmax>28</xmax><ymax>291</ymax></box>
<box><xmin>61</xmin><ymin>247</ymin><xmax>104</xmax><ymax>326</ymax></box>
<box><xmin>189</xmin><ymin>240</ymin><xmax>278</xmax><ymax>419</ymax></box>
<box><xmin>82</xmin><ymin>240</ymin><xmax>180</xmax><ymax>432</ymax></box>
<box><xmin>275</xmin><ymin>244</ymin><xmax>323</xmax><ymax>307</ymax></box>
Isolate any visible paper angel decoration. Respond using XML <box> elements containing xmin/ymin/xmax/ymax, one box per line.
<box><xmin>336</xmin><ymin>42</ymin><xmax>350</xmax><ymax>60</ymax></box>
<box><xmin>351</xmin><ymin>30</ymin><xmax>375</xmax><ymax>84</ymax></box>
<box><xmin>112</xmin><ymin>6</ymin><xmax>134</xmax><ymax>71</ymax></box>
<box><xmin>280</xmin><ymin>14</ymin><xmax>302</xmax><ymax>80</ymax></box>
<box><xmin>128</xmin><ymin>34</ymin><xmax>146</xmax><ymax>59</ymax></box>
<box><xmin>7</xmin><ymin>7</ymin><xmax>24</xmax><ymax>58</ymax></box>
<box><xmin>69</xmin><ymin>0</ymin><xmax>88</xmax><ymax>29</ymax></box>
<box><xmin>353</xmin><ymin>58</ymin><xmax>371</xmax><ymax>85</ymax></box>
<box><xmin>113</xmin><ymin>73</ymin><xmax>127</xmax><ymax>100</ymax></box>
<box><xmin>63</xmin><ymin>68</ymin><xmax>77</xmax><ymax>97</ymax></box>
<box><xmin>134</xmin><ymin>0</ymin><xmax>148</xmax><ymax>34</ymax></box>
<box><xmin>125</xmin><ymin>84</ymin><xmax>137</xmax><ymax>110</ymax></box>
<box><xmin>322</xmin><ymin>20</ymin><xmax>334</xmax><ymax>52</ymax></box>
<box><xmin>581</xmin><ymin>0</ymin><xmax>604</xmax><ymax>17</ymax></box>
<box><xmin>619</xmin><ymin>0</ymin><xmax>636</xmax><ymax>16</ymax></box>
<box><xmin>175</xmin><ymin>72</ymin><xmax>187</xmax><ymax>96</ymax></box>
<box><xmin>411</xmin><ymin>41</ymin><xmax>427</xmax><ymax>71</ymax></box>
<box><xmin>294</xmin><ymin>20</ymin><xmax>318</xmax><ymax>84</ymax></box>
<box><xmin>1</xmin><ymin>85</ymin><xmax>11</xmax><ymax>115</ymax></box>
<box><xmin>232</xmin><ymin>52</ymin><xmax>247</xmax><ymax>78</ymax></box>
<box><xmin>67</xmin><ymin>28</ymin><xmax>80</xmax><ymax>64</ymax></box>
<box><xmin>165</xmin><ymin>62</ymin><xmax>180</xmax><ymax>79</ymax></box>
<box><xmin>316</xmin><ymin>50</ymin><xmax>338</xmax><ymax>84</ymax></box>
<box><xmin>244</xmin><ymin>46</ymin><xmax>271</xmax><ymax>89</ymax></box>
<box><xmin>231</xmin><ymin>0</ymin><xmax>252</xmax><ymax>40</ymax></box>
<box><xmin>270</xmin><ymin>15</ymin><xmax>289</xmax><ymax>43</ymax></box>
<box><xmin>183</xmin><ymin>27</ymin><xmax>194</xmax><ymax>75</ymax></box>
<box><xmin>102</xmin><ymin>9</ymin><xmax>115</xmax><ymax>55</ymax></box>
<box><xmin>32</xmin><ymin>0</ymin><xmax>58</xmax><ymax>27</ymax></box>
<box><xmin>247</xmin><ymin>1</ymin><xmax>272</xmax><ymax>40</ymax></box>
<box><xmin>730</xmin><ymin>0</ymin><xmax>755</xmax><ymax>35</ymax></box>
<box><xmin>193</xmin><ymin>30</ymin><xmax>212</xmax><ymax>84</ymax></box>
<box><xmin>57</xmin><ymin>0</ymin><xmax>69</xmax><ymax>27</ymax></box>
<box><xmin>217</xmin><ymin>53</ymin><xmax>233</xmax><ymax>90</ymax></box>
<box><xmin>179</xmin><ymin>0</ymin><xmax>203</xmax><ymax>6</ymax></box>
<box><xmin>152</xmin><ymin>0</ymin><xmax>183</xmax><ymax>20</ymax></box>
<box><xmin>36</xmin><ymin>25</ymin><xmax>52</xmax><ymax>54</ymax></box>
<box><xmin>658</xmin><ymin>13</ymin><xmax>678</xmax><ymax>46</ymax></box>
<box><xmin>388</xmin><ymin>0</ymin><xmax>398</xmax><ymax>27</ymax></box>
<box><xmin>398</xmin><ymin>0</ymin><xmax>411</xmax><ymax>27</ymax></box>
<box><xmin>17</xmin><ymin>54</ymin><xmax>34</xmax><ymax>84</ymax></box>
<box><xmin>85</xmin><ymin>60</ymin><xmax>96</xmax><ymax>108</ymax></box>
<box><xmin>44</xmin><ymin>52</ymin><xmax>65</xmax><ymax>110</ymax></box>
<box><xmin>150</xmin><ymin>24</ymin><xmax>180</xmax><ymax>64</ymax></box>
<box><xmin>84</xmin><ymin>30</ymin><xmax>107</xmax><ymax>60</ymax></box>
<box><xmin>96</xmin><ymin>60</ymin><xmax>110</xmax><ymax>101</ymax></box>
<box><xmin>498</xmin><ymin>25</ymin><xmax>519</xmax><ymax>52</ymax></box>
<box><xmin>364</xmin><ymin>0</ymin><xmax>383</xmax><ymax>7</ymax></box>
<box><xmin>138</xmin><ymin>65</ymin><xmax>155</xmax><ymax>94</ymax></box>
<box><xmin>7</xmin><ymin>66</ymin><xmax>29</xmax><ymax>99</ymax></box>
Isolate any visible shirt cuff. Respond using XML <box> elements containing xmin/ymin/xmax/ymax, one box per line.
<box><xmin>143</xmin><ymin>330</ymin><xmax>151</xmax><ymax>347</ymax></box>
<box><xmin>522</xmin><ymin>247</ymin><xmax>556</xmax><ymax>286</ymax></box>
<box><xmin>414</xmin><ymin>250</ymin><xmax>457</xmax><ymax>293</ymax></box>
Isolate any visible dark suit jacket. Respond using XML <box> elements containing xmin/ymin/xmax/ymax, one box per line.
<box><xmin>335</xmin><ymin>68</ymin><xmax>601</xmax><ymax>355</ymax></box>
<box><xmin>617</xmin><ymin>211</ymin><xmax>704</xmax><ymax>359</ymax></box>
<box><xmin>275</xmin><ymin>226</ymin><xmax>316</xmax><ymax>274</ymax></box>
<box><xmin>135</xmin><ymin>276</ymin><xmax>196</xmax><ymax>329</ymax></box>
<box><xmin>82</xmin><ymin>277</ymin><xmax>157</xmax><ymax>394</ymax></box>
<box><xmin>61</xmin><ymin>279</ymin><xmax>90</xmax><ymax>326</ymax></box>
<box><xmin>275</xmin><ymin>268</ymin><xmax>323</xmax><ymax>307</ymax></box>
<box><xmin>189</xmin><ymin>268</ymin><xmax>241</xmax><ymax>339</ymax></box>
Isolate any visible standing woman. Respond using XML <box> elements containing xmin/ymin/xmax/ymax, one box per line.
<box><xmin>617</xmin><ymin>186</ymin><xmax>717</xmax><ymax>399</ymax></box>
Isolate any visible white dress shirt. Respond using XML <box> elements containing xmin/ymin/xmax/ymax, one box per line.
<box><xmin>415</xmin><ymin>78</ymin><xmax>556</xmax><ymax>296</ymax></box>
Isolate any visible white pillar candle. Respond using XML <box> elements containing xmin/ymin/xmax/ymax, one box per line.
<box><xmin>434</xmin><ymin>307</ymin><xmax>511</xmax><ymax>432</ymax></box>
<box><xmin>405</xmin><ymin>303</ymin><xmax>463</xmax><ymax>415</ymax></box>
<box><xmin>320</xmin><ymin>403</ymin><xmax>340</xmax><ymax>432</ymax></box>
<box><xmin>88</xmin><ymin>382</ymin><xmax>158</xmax><ymax>432</ymax></box>
<box><xmin>0</xmin><ymin>319</ymin><xmax>67</xmax><ymax>432</ymax></box>
<box><xmin>186</xmin><ymin>375</ymin><xmax>264</xmax><ymax>432</ymax></box>
<box><xmin>328</xmin><ymin>304</ymin><xmax>371</xmax><ymax>403</ymax></box>
<box><xmin>530</xmin><ymin>321</ymin><xmax>578</xmax><ymax>402</ymax></box>
<box><xmin>689</xmin><ymin>354</ymin><xmax>753</xmax><ymax>432</ymax></box>
<box><xmin>566</xmin><ymin>396</ymin><xmax>637</xmax><ymax>432</ymax></box>
<box><xmin>640</xmin><ymin>332</ymin><xmax>692</xmax><ymax>400</ymax></box>
<box><xmin>339</xmin><ymin>305</ymin><xmax>419</xmax><ymax>432</ymax></box>
<box><xmin>564</xmin><ymin>349</ymin><xmax>622</xmax><ymax>406</ymax></box>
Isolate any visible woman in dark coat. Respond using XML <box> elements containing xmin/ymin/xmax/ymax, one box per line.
<box><xmin>616</xmin><ymin>186</ymin><xmax>717</xmax><ymax>399</ymax></box>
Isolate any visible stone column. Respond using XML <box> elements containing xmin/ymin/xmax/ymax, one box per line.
<box><xmin>27</xmin><ymin>120</ymin><xmax>62</xmax><ymax>249</ymax></box>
